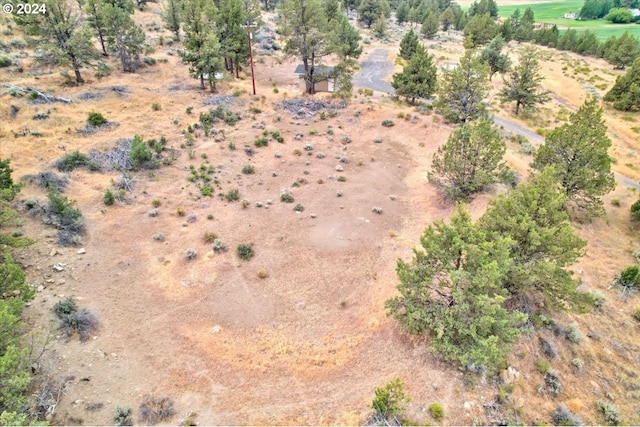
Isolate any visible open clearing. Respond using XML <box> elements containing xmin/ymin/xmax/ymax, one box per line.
<box><xmin>1</xmin><ymin>7</ymin><xmax>640</xmax><ymax>426</ymax></box>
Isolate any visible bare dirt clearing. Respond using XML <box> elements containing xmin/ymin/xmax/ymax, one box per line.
<box><xmin>2</xmin><ymin>9</ymin><xmax>640</xmax><ymax>426</ymax></box>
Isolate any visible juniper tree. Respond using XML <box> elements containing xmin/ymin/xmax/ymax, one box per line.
<box><xmin>103</xmin><ymin>3</ymin><xmax>146</xmax><ymax>72</ymax></box>
<box><xmin>479</xmin><ymin>168</ymin><xmax>588</xmax><ymax>312</ymax></box>
<box><xmin>162</xmin><ymin>0</ymin><xmax>182</xmax><ymax>40</ymax></box>
<box><xmin>429</xmin><ymin>118</ymin><xmax>506</xmax><ymax>199</ymax></box>
<box><xmin>605</xmin><ymin>57</ymin><xmax>640</xmax><ymax>111</ymax></box>
<box><xmin>435</xmin><ymin>49</ymin><xmax>489</xmax><ymax>123</ymax></box>
<box><xmin>391</xmin><ymin>45</ymin><xmax>437</xmax><ymax>104</ymax></box>
<box><xmin>399</xmin><ymin>28</ymin><xmax>419</xmax><ymax>60</ymax></box>
<box><xmin>480</xmin><ymin>35</ymin><xmax>510</xmax><ymax>81</ymax></box>
<box><xmin>532</xmin><ymin>97</ymin><xmax>615</xmax><ymax>216</ymax></box>
<box><xmin>386</xmin><ymin>205</ymin><xmax>526</xmax><ymax>371</ymax></box>
<box><xmin>85</xmin><ymin>0</ymin><xmax>109</xmax><ymax>55</ymax></box>
<box><xmin>499</xmin><ymin>45</ymin><xmax>551</xmax><ymax>115</ymax></box>
<box><xmin>181</xmin><ymin>0</ymin><xmax>219</xmax><ymax>89</ymax></box>
<box><xmin>218</xmin><ymin>0</ymin><xmax>249</xmax><ymax>78</ymax></box>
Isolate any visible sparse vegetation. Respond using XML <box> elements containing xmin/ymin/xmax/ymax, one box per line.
<box><xmin>212</xmin><ymin>239</ymin><xmax>227</xmax><ymax>253</ymax></box>
<box><xmin>87</xmin><ymin>111</ymin><xmax>108</xmax><ymax>126</ymax></box>
<box><xmin>104</xmin><ymin>189</ymin><xmax>115</xmax><ymax>205</ymax></box>
<box><xmin>242</xmin><ymin>165</ymin><xmax>255</xmax><ymax>174</ymax></box>
<box><xmin>429</xmin><ymin>403</ymin><xmax>444</xmax><ymax>421</ymax></box>
<box><xmin>46</xmin><ymin>189</ymin><xmax>85</xmax><ymax>245</ymax></box>
<box><xmin>280</xmin><ymin>192</ymin><xmax>294</xmax><ymax>203</ymax></box>
<box><xmin>370</xmin><ymin>378</ymin><xmax>410</xmax><ymax>424</ymax></box>
<box><xmin>225</xmin><ymin>189</ymin><xmax>240</xmax><ymax>202</ymax></box>
<box><xmin>114</xmin><ymin>405</ymin><xmax>133</xmax><ymax>426</ymax></box>
<box><xmin>597</xmin><ymin>400</ymin><xmax>621</xmax><ymax>425</ymax></box>
<box><xmin>53</xmin><ymin>297</ymin><xmax>99</xmax><ymax>342</ymax></box>
<box><xmin>236</xmin><ymin>243</ymin><xmax>254</xmax><ymax>260</ymax></box>
<box><xmin>139</xmin><ymin>395</ymin><xmax>175</xmax><ymax>425</ymax></box>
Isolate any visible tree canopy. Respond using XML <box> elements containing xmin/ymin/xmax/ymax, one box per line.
<box><xmin>605</xmin><ymin>57</ymin><xmax>640</xmax><ymax>111</ymax></box>
<box><xmin>391</xmin><ymin>45</ymin><xmax>437</xmax><ymax>103</ymax></box>
<box><xmin>480</xmin><ymin>35</ymin><xmax>511</xmax><ymax>80</ymax></box>
<box><xmin>532</xmin><ymin>97</ymin><xmax>616</xmax><ymax>216</ymax></box>
<box><xmin>499</xmin><ymin>46</ymin><xmax>551</xmax><ymax>115</ymax></box>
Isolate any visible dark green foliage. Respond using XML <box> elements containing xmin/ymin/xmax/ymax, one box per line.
<box><xmin>480</xmin><ymin>168</ymin><xmax>587</xmax><ymax>312</ymax></box>
<box><xmin>532</xmin><ymin>97</ymin><xmax>615</xmax><ymax>216</ymax></box>
<box><xmin>358</xmin><ymin>0</ymin><xmax>391</xmax><ymax>28</ymax></box>
<box><xmin>468</xmin><ymin>0</ymin><xmax>498</xmax><ymax>18</ymax></box>
<box><xmin>386</xmin><ymin>205</ymin><xmax>527</xmax><ymax>370</ymax></box>
<box><xmin>580</xmin><ymin>0</ymin><xmax>613</xmax><ymax>19</ymax></box>
<box><xmin>399</xmin><ymin>28</ymin><xmax>419</xmax><ymax>60</ymax></box>
<box><xmin>605</xmin><ymin>7</ymin><xmax>633</xmax><ymax>23</ymax></box>
<box><xmin>114</xmin><ymin>405</ymin><xmax>133</xmax><ymax>426</ymax></box>
<box><xmin>87</xmin><ymin>111</ymin><xmax>107</xmax><ymax>126</ymax></box>
<box><xmin>102</xmin><ymin>2</ymin><xmax>146</xmax><ymax>72</ymax></box>
<box><xmin>46</xmin><ymin>189</ymin><xmax>85</xmax><ymax>245</ymax></box>
<box><xmin>605</xmin><ymin>57</ymin><xmax>640</xmax><ymax>111</ymax></box>
<box><xmin>329</xmin><ymin>14</ymin><xmax>362</xmax><ymax>61</ymax></box>
<box><xmin>534</xmin><ymin>25</ymin><xmax>559</xmax><ymax>48</ymax></box>
<box><xmin>241</xmin><ymin>165</ymin><xmax>255</xmax><ymax>174</ymax></box>
<box><xmin>631</xmin><ymin>198</ymin><xmax>640</xmax><ymax>220</ymax></box>
<box><xmin>0</xmin><ymin>254</ymin><xmax>34</xmax><ymax>317</ymax></box>
<box><xmin>513</xmin><ymin>7</ymin><xmax>535</xmax><ymax>42</ymax></box>
<box><xmin>464</xmin><ymin>13</ymin><xmax>498</xmax><ymax>46</ymax></box>
<box><xmin>0</xmin><ymin>159</ymin><xmax>21</xmax><ymax>202</ymax></box>
<box><xmin>56</xmin><ymin>150</ymin><xmax>90</xmax><ymax>172</ymax></box>
<box><xmin>499</xmin><ymin>46</ymin><xmax>551</xmax><ymax>115</ymax></box>
<box><xmin>254</xmin><ymin>137</ymin><xmax>269</xmax><ymax>147</ymax></box>
<box><xmin>605</xmin><ymin>31</ymin><xmax>640</xmax><ymax>69</ymax></box>
<box><xmin>280</xmin><ymin>193</ymin><xmax>294</xmax><ymax>203</ymax></box>
<box><xmin>129</xmin><ymin>136</ymin><xmax>153</xmax><ymax>169</ymax></box>
<box><xmin>617</xmin><ymin>265</ymin><xmax>640</xmax><ymax>289</ymax></box>
<box><xmin>53</xmin><ymin>296</ymin><xmax>78</xmax><ymax>318</ymax></box>
<box><xmin>103</xmin><ymin>189</ymin><xmax>115</xmax><ymax>205</ymax></box>
<box><xmin>421</xmin><ymin>12</ymin><xmax>440</xmax><ymax>39</ymax></box>
<box><xmin>429</xmin><ymin>119</ymin><xmax>505</xmax><ymax>200</ymax></box>
<box><xmin>225</xmin><ymin>189</ymin><xmax>239</xmax><ymax>202</ymax></box>
<box><xmin>436</xmin><ymin>49</ymin><xmax>489</xmax><ymax>123</ymax></box>
<box><xmin>293</xmin><ymin>203</ymin><xmax>304</xmax><ymax>212</ymax></box>
<box><xmin>391</xmin><ymin>45</ymin><xmax>437</xmax><ymax>104</ymax></box>
<box><xmin>480</xmin><ymin>36</ymin><xmax>511</xmax><ymax>81</ymax></box>
<box><xmin>270</xmin><ymin>131</ymin><xmax>284</xmax><ymax>143</ymax></box>
<box><xmin>162</xmin><ymin>0</ymin><xmax>181</xmax><ymax>40</ymax></box>
<box><xmin>199</xmin><ymin>106</ymin><xmax>241</xmax><ymax>130</ymax></box>
<box><xmin>371</xmin><ymin>378</ymin><xmax>409</xmax><ymax>420</ymax></box>
<box><xmin>236</xmin><ymin>243</ymin><xmax>254</xmax><ymax>260</ymax></box>
<box><xmin>0</xmin><ymin>57</ymin><xmax>12</xmax><ymax>67</ymax></box>
<box><xmin>597</xmin><ymin>400</ymin><xmax>622</xmax><ymax>425</ymax></box>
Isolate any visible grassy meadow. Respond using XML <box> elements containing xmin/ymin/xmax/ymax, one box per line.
<box><xmin>496</xmin><ymin>0</ymin><xmax>640</xmax><ymax>39</ymax></box>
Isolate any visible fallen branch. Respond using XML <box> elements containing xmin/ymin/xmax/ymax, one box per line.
<box><xmin>2</xmin><ymin>83</ymin><xmax>73</xmax><ymax>104</ymax></box>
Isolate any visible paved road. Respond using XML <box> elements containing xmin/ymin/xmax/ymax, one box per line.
<box><xmin>493</xmin><ymin>114</ymin><xmax>640</xmax><ymax>191</ymax></box>
<box><xmin>353</xmin><ymin>48</ymin><xmax>395</xmax><ymax>94</ymax></box>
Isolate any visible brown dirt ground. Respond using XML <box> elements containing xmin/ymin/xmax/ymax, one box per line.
<box><xmin>1</xmin><ymin>8</ymin><xmax>640</xmax><ymax>427</ymax></box>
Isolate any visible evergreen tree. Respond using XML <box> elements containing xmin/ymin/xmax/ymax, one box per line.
<box><xmin>421</xmin><ymin>12</ymin><xmax>440</xmax><ymax>39</ymax></box>
<box><xmin>499</xmin><ymin>46</ymin><xmax>551</xmax><ymax>115</ymax></box>
<box><xmin>480</xmin><ymin>168</ymin><xmax>587</xmax><ymax>312</ymax></box>
<box><xmin>85</xmin><ymin>0</ymin><xmax>109</xmax><ymax>55</ymax></box>
<box><xmin>280</xmin><ymin>0</ymin><xmax>330</xmax><ymax>94</ymax></box>
<box><xmin>399</xmin><ymin>28</ymin><xmax>419</xmax><ymax>60</ymax></box>
<box><xmin>373</xmin><ymin>13</ymin><xmax>388</xmax><ymax>38</ymax></box>
<box><xmin>199</xmin><ymin>32</ymin><xmax>225</xmax><ymax>91</ymax></box>
<box><xmin>358</xmin><ymin>0</ymin><xmax>391</xmax><ymax>28</ymax></box>
<box><xmin>606</xmin><ymin>31</ymin><xmax>640</xmax><ymax>69</ymax></box>
<box><xmin>513</xmin><ymin>7</ymin><xmax>534</xmax><ymax>42</ymax></box>
<box><xmin>218</xmin><ymin>0</ymin><xmax>249</xmax><ymax>78</ymax></box>
<box><xmin>162</xmin><ymin>0</ymin><xmax>182</xmax><ymax>40</ymax></box>
<box><xmin>324</xmin><ymin>0</ymin><xmax>341</xmax><ymax>22</ymax></box>
<box><xmin>436</xmin><ymin>49</ymin><xmax>489</xmax><ymax>123</ymax></box>
<box><xmin>181</xmin><ymin>0</ymin><xmax>218</xmax><ymax>89</ymax></box>
<box><xmin>440</xmin><ymin>6</ymin><xmax>455</xmax><ymax>31</ymax></box>
<box><xmin>468</xmin><ymin>0</ymin><xmax>498</xmax><ymax>17</ymax></box>
<box><xmin>499</xmin><ymin>17</ymin><xmax>513</xmax><ymax>41</ymax></box>
<box><xmin>533</xmin><ymin>25</ymin><xmax>559</xmax><ymax>48</ymax></box>
<box><xmin>15</xmin><ymin>0</ymin><xmax>98</xmax><ymax>83</ymax></box>
<box><xmin>580</xmin><ymin>0</ymin><xmax>613</xmax><ymax>19</ymax></box>
<box><xmin>391</xmin><ymin>45</ymin><xmax>437</xmax><ymax>103</ymax></box>
<box><xmin>532</xmin><ymin>97</ymin><xmax>616</xmax><ymax>216</ymax></box>
<box><xmin>429</xmin><ymin>118</ymin><xmax>506</xmax><ymax>199</ymax></box>
<box><xmin>575</xmin><ymin>30</ymin><xmax>599</xmax><ymax>56</ymax></box>
<box><xmin>386</xmin><ymin>205</ymin><xmax>526</xmax><ymax>371</ymax></box>
<box><xmin>480</xmin><ymin>35</ymin><xmax>511</xmax><ymax>81</ymax></box>
<box><xmin>605</xmin><ymin>57</ymin><xmax>640</xmax><ymax>111</ymax></box>
<box><xmin>396</xmin><ymin>1</ymin><xmax>409</xmax><ymax>24</ymax></box>
<box><xmin>329</xmin><ymin>14</ymin><xmax>362</xmax><ymax>61</ymax></box>
<box><xmin>557</xmin><ymin>28</ymin><xmax>578</xmax><ymax>51</ymax></box>
<box><xmin>463</xmin><ymin>13</ymin><xmax>498</xmax><ymax>46</ymax></box>
<box><xmin>103</xmin><ymin>3</ymin><xmax>146</xmax><ymax>72</ymax></box>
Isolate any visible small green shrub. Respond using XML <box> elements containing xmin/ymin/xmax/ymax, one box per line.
<box><xmin>200</xmin><ymin>186</ymin><xmax>213</xmax><ymax>196</ymax></box>
<box><xmin>176</xmin><ymin>207</ymin><xmax>185</xmax><ymax>216</ymax></box>
<box><xmin>114</xmin><ymin>405</ymin><xmax>133</xmax><ymax>426</ymax></box>
<box><xmin>597</xmin><ymin>400</ymin><xmax>621</xmax><ymax>425</ymax></box>
<box><xmin>152</xmin><ymin>198</ymin><xmax>161</xmax><ymax>208</ymax></box>
<box><xmin>271</xmin><ymin>131</ymin><xmax>284</xmax><ymax>143</ymax></box>
<box><xmin>382</xmin><ymin>119</ymin><xmax>395</xmax><ymax>127</ymax></box>
<box><xmin>236</xmin><ymin>243</ymin><xmax>254</xmax><ymax>260</ymax></box>
<box><xmin>139</xmin><ymin>395</ymin><xmax>175</xmax><ymax>425</ymax></box>
<box><xmin>631</xmin><ymin>199</ymin><xmax>640</xmax><ymax>221</ymax></box>
<box><xmin>0</xmin><ymin>56</ymin><xmax>12</xmax><ymax>67</ymax></box>
<box><xmin>53</xmin><ymin>297</ymin><xmax>77</xmax><ymax>318</ymax></box>
<box><xmin>212</xmin><ymin>239</ymin><xmax>227</xmax><ymax>252</ymax></box>
<box><xmin>186</xmin><ymin>106</ymin><xmax>193</xmax><ymax>114</ymax></box>
<box><xmin>293</xmin><ymin>203</ymin><xmax>304</xmax><ymax>212</ymax></box>
<box><xmin>632</xmin><ymin>307</ymin><xmax>640</xmax><ymax>322</ymax></box>
<box><xmin>151</xmin><ymin>102</ymin><xmax>161</xmax><ymax>111</ymax></box>
<box><xmin>225</xmin><ymin>189</ymin><xmax>239</xmax><ymax>202</ymax></box>
<box><xmin>254</xmin><ymin>137</ymin><xmax>269</xmax><ymax>147</ymax></box>
<box><xmin>371</xmin><ymin>378</ymin><xmax>409</xmax><ymax>419</ymax></box>
<box><xmin>337</xmin><ymin>175</ymin><xmax>346</xmax><ymax>182</ymax></box>
<box><xmin>280</xmin><ymin>193</ymin><xmax>294</xmax><ymax>203</ymax></box>
<box><xmin>536</xmin><ymin>358</ymin><xmax>551</xmax><ymax>374</ymax></box>
<box><xmin>429</xmin><ymin>403</ymin><xmax>444</xmax><ymax>421</ymax></box>
<box><xmin>103</xmin><ymin>189</ymin><xmax>115</xmax><ymax>205</ymax></box>
<box><xmin>565</xmin><ymin>323</ymin><xmax>583</xmax><ymax>344</ymax></box>
<box><xmin>47</xmin><ymin>189</ymin><xmax>84</xmax><ymax>245</ymax></box>
<box><xmin>552</xmin><ymin>405</ymin><xmax>582</xmax><ymax>426</ymax></box>
<box><xmin>616</xmin><ymin>265</ymin><xmax>640</xmax><ymax>289</ymax></box>
<box><xmin>228</xmin><ymin>141</ymin><xmax>236</xmax><ymax>150</ymax></box>
<box><xmin>56</xmin><ymin>150</ymin><xmax>89</xmax><ymax>172</ymax></box>
<box><xmin>545</xmin><ymin>368</ymin><xmax>563</xmax><ymax>396</ymax></box>
<box><xmin>242</xmin><ymin>165</ymin><xmax>255</xmax><ymax>174</ymax></box>
<box><xmin>87</xmin><ymin>111</ymin><xmax>107</xmax><ymax>126</ymax></box>
<box><xmin>571</xmin><ymin>357</ymin><xmax>584</xmax><ymax>372</ymax></box>
<box><xmin>309</xmin><ymin>129</ymin><xmax>318</xmax><ymax>135</ymax></box>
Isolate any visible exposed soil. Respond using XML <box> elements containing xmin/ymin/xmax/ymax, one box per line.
<box><xmin>1</xmin><ymin>7</ymin><xmax>640</xmax><ymax>427</ymax></box>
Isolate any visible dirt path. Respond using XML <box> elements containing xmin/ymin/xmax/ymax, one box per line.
<box><xmin>353</xmin><ymin>49</ymin><xmax>395</xmax><ymax>94</ymax></box>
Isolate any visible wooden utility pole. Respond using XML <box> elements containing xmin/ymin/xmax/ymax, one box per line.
<box><xmin>243</xmin><ymin>22</ymin><xmax>257</xmax><ymax>95</ymax></box>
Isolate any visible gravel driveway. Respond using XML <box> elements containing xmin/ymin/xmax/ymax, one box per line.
<box><xmin>353</xmin><ymin>48</ymin><xmax>395</xmax><ymax>94</ymax></box>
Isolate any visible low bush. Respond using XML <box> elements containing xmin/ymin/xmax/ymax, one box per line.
<box><xmin>280</xmin><ymin>193</ymin><xmax>294</xmax><ymax>203</ymax></box>
<box><xmin>381</xmin><ymin>119</ymin><xmax>395</xmax><ymax>127</ymax></box>
<box><xmin>597</xmin><ymin>400</ymin><xmax>621</xmax><ymax>425</ymax></box>
<box><xmin>271</xmin><ymin>131</ymin><xmax>284</xmax><ymax>143</ymax></box>
<box><xmin>87</xmin><ymin>111</ymin><xmax>107</xmax><ymax>126</ymax></box>
<box><xmin>616</xmin><ymin>265</ymin><xmax>640</xmax><ymax>289</ymax></box>
<box><xmin>151</xmin><ymin>102</ymin><xmax>161</xmax><ymax>111</ymax></box>
<box><xmin>46</xmin><ymin>189</ymin><xmax>84</xmax><ymax>245</ymax></box>
<box><xmin>429</xmin><ymin>402</ymin><xmax>444</xmax><ymax>421</ymax></box>
<box><xmin>212</xmin><ymin>239</ymin><xmax>227</xmax><ymax>252</ymax></box>
<box><xmin>565</xmin><ymin>323</ymin><xmax>583</xmax><ymax>344</ymax></box>
<box><xmin>138</xmin><ymin>395</ymin><xmax>175</xmax><ymax>425</ymax></box>
<box><xmin>254</xmin><ymin>137</ymin><xmax>269</xmax><ymax>147</ymax></box>
<box><xmin>53</xmin><ymin>297</ymin><xmax>77</xmax><ymax>318</ymax></box>
<box><xmin>371</xmin><ymin>378</ymin><xmax>409</xmax><ymax>420</ymax></box>
<box><xmin>130</xmin><ymin>136</ymin><xmax>154</xmax><ymax>169</ymax></box>
<box><xmin>631</xmin><ymin>199</ymin><xmax>640</xmax><ymax>221</ymax></box>
<box><xmin>55</xmin><ymin>150</ymin><xmax>90</xmax><ymax>172</ymax></box>
<box><xmin>53</xmin><ymin>298</ymin><xmax>99</xmax><ymax>342</ymax></box>
<box><xmin>22</xmin><ymin>171</ymin><xmax>68</xmax><ymax>192</ymax></box>
<box><xmin>236</xmin><ymin>243</ymin><xmax>254</xmax><ymax>260</ymax></box>
<box><xmin>104</xmin><ymin>189</ymin><xmax>115</xmax><ymax>205</ymax></box>
<box><xmin>114</xmin><ymin>405</ymin><xmax>133</xmax><ymax>426</ymax></box>
<box><xmin>536</xmin><ymin>358</ymin><xmax>551</xmax><ymax>374</ymax></box>
<box><xmin>152</xmin><ymin>198</ymin><xmax>161</xmax><ymax>208</ymax></box>
<box><xmin>0</xmin><ymin>56</ymin><xmax>11</xmax><ymax>67</ymax></box>
<box><xmin>242</xmin><ymin>165</ymin><xmax>255</xmax><ymax>174</ymax></box>
<box><xmin>552</xmin><ymin>405</ymin><xmax>583</xmax><ymax>426</ymax></box>
<box><xmin>184</xmin><ymin>248</ymin><xmax>197</xmax><ymax>260</ymax></box>
<box><xmin>293</xmin><ymin>203</ymin><xmax>304</xmax><ymax>212</ymax></box>
<box><xmin>225</xmin><ymin>189</ymin><xmax>239</xmax><ymax>202</ymax></box>
<box><xmin>203</xmin><ymin>232</ymin><xmax>217</xmax><ymax>244</ymax></box>
<box><xmin>544</xmin><ymin>368</ymin><xmax>563</xmax><ymax>396</ymax></box>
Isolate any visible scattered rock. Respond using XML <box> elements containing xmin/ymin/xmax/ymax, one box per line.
<box><xmin>389</xmin><ymin>194</ymin><xmax>397</xmax><ymax>201</ymax></box>
<box><xmin>52</xmin><ymin>263</ymin><xmax>65</xmax><ymax>272</ymax></box>
<box><xmin>37</xmin><ymin>285</ymin><xmax>44</xmax><ymax>292</ymax></box>
<box><xmin>310</xmin><ymin>213</ymin><xmax>317</xmax><ymax>218</ymax></box>
<box><xmin>49</xmin><ymin>248</ymin><xmax>58</xmax><ymax>257</ymax></box>
<box><xmin>335</xmin><ymin>165</ymin><xmax>344</xmax><ymax>172</ymax></box>
<box><xmin>77</xmin><ymin>248</ymin><xmax>86</xmax><ymax>254</ymax></box>
<box><xmin>372</xmin><ymin>206</ymin><xmax>383</xmax><ymax>214</ymax></box>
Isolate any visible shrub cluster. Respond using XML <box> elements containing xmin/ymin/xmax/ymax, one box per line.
<box><xmin>45</xmin><ymin>189</ymin><xmax>85</xmax><ymax>245</ymax></box>
<box><xmin>53</xmin><ymin>297</ymin><xmax>99</xmax><ymax>342</ymax></box>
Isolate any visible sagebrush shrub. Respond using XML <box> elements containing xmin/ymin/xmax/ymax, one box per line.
<box><xmin>139</xmin><ymin>395</ymin><xmax>175</xmax><ymax>425</ymax></box>
<box><xmin>597</xmin><ymin>400</ymin><xmax>621</xmax><ymax>425</ymax></box>
<box><xmin>87</xmin><ymin>111</ymin><xmax>107</xmax><ymax>126</ymax></box>
<box><xmin>114</xmin><ymin>406</ymin><xmax>133</xmax><ymax>426</ymax></box>
<box><xmin>212</xmin><ymin>239</ymin><xmax>227</xmax><ymax>252</ymax></box>
<box><xmin>280</xmin><ymin>193</ymin><xmax>294</xmax><ymax>203</ymax></box>
<box><xmin>429</xmin><ymin>403</ymin><xmax>444</xmax><ymax>421</ymax></box>
<box><xmin>103</xmin><ymin>189</ymin><xmax>115</xmax><ymax>206</ymax></box>
<box><xmin>236</xmin><ymin>243</ymin><xmax>254</xmax><ymax>260</ymax></box>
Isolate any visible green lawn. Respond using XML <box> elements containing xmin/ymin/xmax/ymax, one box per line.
<box><xmin>497</xmin><ymin>1</ymin><xmax>640</xmax><ymax>40</ymax></box>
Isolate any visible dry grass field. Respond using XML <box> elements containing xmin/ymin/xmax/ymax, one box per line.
<box><xmin>1</xmin><ymin>6</ymin><xmax>640</xmax><ymax>426</ymax></box>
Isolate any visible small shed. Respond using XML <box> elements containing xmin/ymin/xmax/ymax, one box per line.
<box><xmin>293</xmin><ymin>64</ymin><xmax>335</xmax><ymax>92</ymax></box>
